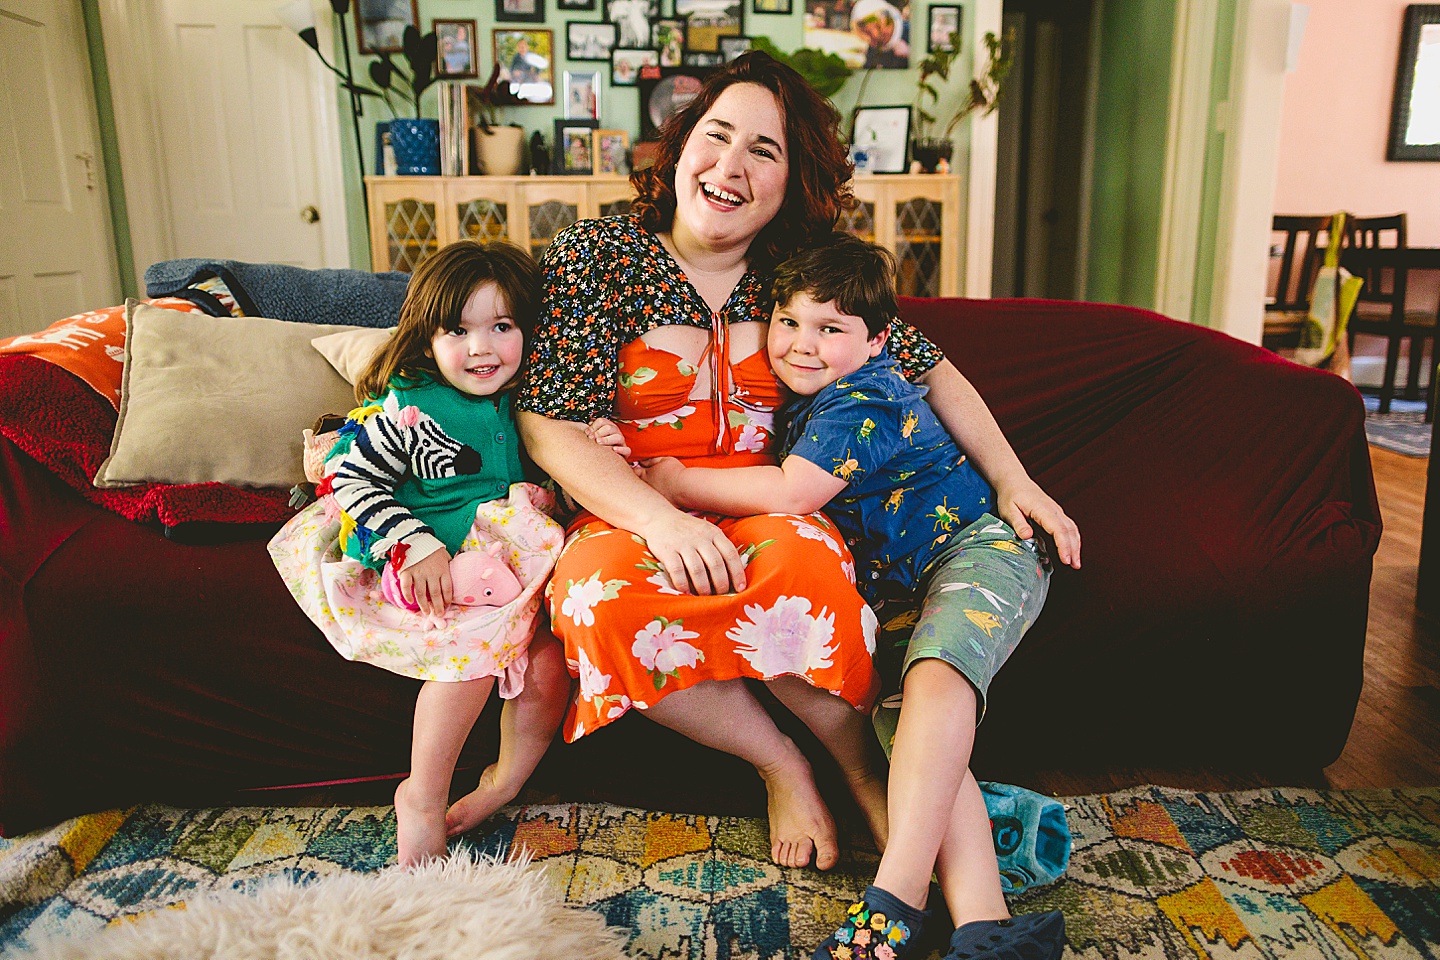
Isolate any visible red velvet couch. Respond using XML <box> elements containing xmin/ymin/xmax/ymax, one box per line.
<box><xmin>0</xmin><ymin>296</ymin><xmax>1381</xmax><ymax>837</ymax></box>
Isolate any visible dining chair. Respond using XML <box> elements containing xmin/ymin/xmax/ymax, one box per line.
<box><xmin>1262</xmin><ymin>214</ymin><xmax>1336</xmax><ymax>350</ymax></box>
<box><xmin>1342</xmin><ymin>213</ymin><xmax>1436</xmax><ymax>417</ymax></box>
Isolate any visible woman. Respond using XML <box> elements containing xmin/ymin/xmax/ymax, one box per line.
<box><xmin>516</xmin><ymin>52</ymin><xmax>1080</xmax><ymax>872</ymax></box>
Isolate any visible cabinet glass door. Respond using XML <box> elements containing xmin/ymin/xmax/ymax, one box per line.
<box><xmin>894</xmin><ymin>197</ymin><xmax>943</xmax><ymax>297</ymax></box>
<box><xmin>383</xmin><ymin>199</ymin><xmax>439</xmax><ymax>273</ymax></box>
<box><xmin>457</xmin><ymin>199</ymin><xmax>510</xmax><ymax>243</ymax></box>
<box><xmin>528</xmin><ymin>200</ymin><xmax>578</xmax><ymax>262</ymax></box>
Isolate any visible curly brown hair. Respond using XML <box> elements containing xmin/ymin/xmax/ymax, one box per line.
<box><xmin>354</xmin><ymin>240</ymin><xmax>538</xmax><ymax>404</ymax></box>
<box><xmin>629</xmin><ymin>51</ymin><xmax>855</xmax><ymax>271</ymax></box>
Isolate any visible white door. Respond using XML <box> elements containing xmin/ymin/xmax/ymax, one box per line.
<box><xmin>0</xmin><ymin>0</ymin><xmax>120</xmax><ymax>338</ymax></box>
<box><xmin>148</xmin><ymin>0</ymin><xmax>333</xmax><ymax>267</ymax></box>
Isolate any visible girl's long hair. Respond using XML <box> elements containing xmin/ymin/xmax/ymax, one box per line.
<box><xmin>355</xmin><ymin>240</ymin><xmax>539</xmax><ymax>404</ymax></box>
<box><xmin>629</xmin><ymin>50</ymin><xmax>855</xmax><ymax>271</ymax></box>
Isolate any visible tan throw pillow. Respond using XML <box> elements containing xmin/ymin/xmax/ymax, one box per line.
<box><xmin>94</xmin><ymin>300</ymin><xmax>364</xmax><ymax>489</ymax></box>
<box><xmin>311</xmin><ymin>326</ymin><xmax>393</xmax><ymax>384</ymax></box>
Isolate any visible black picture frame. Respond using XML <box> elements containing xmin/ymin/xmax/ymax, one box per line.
<box><xmin>567</xmin><ymin>21</ymin><xmax>618</xmax><ymax>61</ymax></box>
<box><xmin>1387</xmin><ymin>4</ymin><xmax>1440</xmax><ymax>161</ymax></box>
<box><xmin>639</xmin><ymin>67</ymin><xmax>713</xmax><ymax>139</ymax></box>
<box><xmin>606</xmin><ymin>0</ymin><xmax>659</xmax><ymax>49</ymax></box>
<box><xmin>357</xmin><ymin>0</ymin><xmax>419</xmax><ymax>54</ymax></box>
<box><xmin>750</xmin><ymin>0</ymin><xmax>791</xmax><ymax>14</ymax></box>
<box><xmin>555</xmin><ymin>118</ymin><xmax>600</xmax><ymax>174</ymax></box>
<box><xmin>434</xmin><ymin>18</ymin><xmax>479</xmax><ymax>78</ymax></box>
<box><xmin>675</xmin><ymin>0</ymin><xmax>742</xmax><ymax>52</ymax></box>
<box><xmin>496</xmin><ymin>0</ymin><xmax>546</xmax><ymax>25</ymax></box>
<box><xmin>927</xmin><ymin>4</ymin><xmax>962</xmax><ymax>53</ymax></box>
<box><xmin>611</xmin><ymin>47</ymin><xmax>659</xmax><ymax>85</ymax></box>
<box><xmin>683</xmin><ymin>51</ymin><xmax>722</xmax><ymax>67</ymax></box>
<box><xmin>851</xmin><ymin>104</ymin><xmax>910</xmax><ymax>173</ymax></box>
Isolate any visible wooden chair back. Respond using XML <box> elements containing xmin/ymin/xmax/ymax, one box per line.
<box><xmin>1343</xmin><ymin>213</ymin><xmax>1408</xmax><ymax>321</ymax></box>
<box><xmin>1266</xmin><ymin>215</ymin><xmax>1334</xmax><ymax>315</ymax></box>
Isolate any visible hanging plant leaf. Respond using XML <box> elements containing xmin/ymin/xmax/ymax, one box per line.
<box><xmin>369</xmin><ymin>59</ymin><xmax>392</xmax><ymax>90</ymax></box>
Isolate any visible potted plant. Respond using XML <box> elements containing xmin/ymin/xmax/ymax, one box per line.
<box><xmin>470</xmin><ymin>64</ymin><xmax>527</xmax><ymax>176</ymax></box>
<box><xmin>911</xmin><ymin>28</ymin><xmax>1015</xmax><ymax>172</ymax></box>
<box><xmin>365</xmin><ymin>26</ymin><xmax>441</xmax><ymax>174</ymax></box>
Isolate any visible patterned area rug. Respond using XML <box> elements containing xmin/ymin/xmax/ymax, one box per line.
<box><xmin>1363</xmin><ymin>395</ymin><xmax>1432</xmax><ymax>457</ymax></box>
<box><xmin>2</xmin><ymin>787</ymin><xmax>1437</xmax><ymax>958</ymax></box>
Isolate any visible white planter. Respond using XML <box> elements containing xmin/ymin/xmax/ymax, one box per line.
<box><xmin>474</xmin><ymin>126</ymin><xmax>525</xmax><ymax>176</ymax></box>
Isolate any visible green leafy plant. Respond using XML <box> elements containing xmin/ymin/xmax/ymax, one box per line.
<box><xmin>750</xmin><ymin>36</ymin><xmax>853</xmax><ymax>98</ymax></box>
<box><xmin>914</xmin><ymin>27</ymin><xmax>1015</xmax><ymax>141</ymax></box>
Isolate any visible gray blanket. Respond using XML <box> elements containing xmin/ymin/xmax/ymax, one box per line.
<box><xmin>144</xmin><ymin>259</ymin><xmax>409</xmax><ymax>328</ymax></box>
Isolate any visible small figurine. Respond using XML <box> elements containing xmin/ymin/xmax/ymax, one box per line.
<box><xmin>936</xmin><ymin>157</ymin><xmax>950</xmax><ymax>174</ymax></box>
<box><xmin>909</xmin><ymin>159</ymin><xmax>923</xmax><ymax>174</ymax></box>
<box><xmin>530</xmin><ymin>131</ymin><xmax>550</xmax><ymax>175</ymax></box>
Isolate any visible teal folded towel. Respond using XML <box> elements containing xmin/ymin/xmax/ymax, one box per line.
<box><xmin>979</xmin><ymin>781</ymin><xmax>1071</xmax><ymax>895</ymax></box>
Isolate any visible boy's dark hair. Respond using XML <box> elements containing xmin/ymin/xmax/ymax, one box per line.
<box><xmin>770</xmin><ymin>233</ymin><xmax>898</xmax><ymax>338</ymax></box>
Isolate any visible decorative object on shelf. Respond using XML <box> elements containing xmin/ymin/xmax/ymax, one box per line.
<box><xmin>364</xmin><ymin>26</ymin><xmax>443</xmax><ymax>174</ymax></box>
<box><xmin>851</xmin><ymin>104</ymin><xmax>910</xmax><ymax>173</ymax></box>
<box><xmin>564</xmin><ymin>70</ymin><xmax>602</xmax><ymax>120</ymax></box>
<box><xmin>676</xmin><ymin>0</ymin><xmax>743</xmax><ymax>52</ymax></box>
<box><xmin>568</xmin><ymin>21</ymin><xmax>618</xmax><ymax>62</ymax></box>
<box><xmin>1388</xmin><ymin>3</ymin><xmax>1440</xmax><ymax>161</ymax></box>
<box><xmin>910</xmin><ymin>27</ymin><xmax>1014</xmax><ymax>172</ymax></box>
<box><xmin>748</xmin><ymin>36</ymin><xmax>851</xmax><ymax>97</ymax></box>
<box><xmin>594</xmin><ymin>128</ymin><xmax>631</xmax><ymax>174</ymax></box>
<box><xmin>611</xmin><ymin>47</ymin><xmax>660</xmax><ymax>86</ymax></box>
<box><xmin>530</xmin><ymin>131</ymin><xmax>551</xmax><ymax>174</ymax></box>
<box><xmin>629</xmin><ymin>140</ymin><xmax>660</xmax><ymax>170</ymax></box>
<box><xmin>494</xmin><ymin>28</ymin><xmax>556</xmax><ymax>104</ymax></box>
<box><xmin>606</xmin><ymin>0</ymin><xmax>659</xmax><ymax>48</ymax></box>
<box><xmin>463</xmin><ymin>67</ymin><xmax>525</xmax><ymax>174</ymax></box>
<box><xmin>927</xmin><ymin>4</ymin><xmax>961</xmax><ymax>52</ymax></box>
<box><xmin>357</xmin><ymin>0</ymin><xmax>418</xmax><ymax>53</ymax></box>
<box><xmin>556</xmin><ymin>118</ymin><xmax>601</xmax><ymax>174</ymax></box>
<box><xmin>389</xmin><ymin>117</ymin><xmax>441</xmax><ymax>175</ymax></box>
<box><xmin>497</xmin><ymin>0</ymin><xmax>547</xmax><ymax>24</ymax></box>
<box><xmin>374</xmin><ymin>121</ymin><xmax>398</xmax><ymax>175</ymax></box>
<box><xmin>434</xmin><ymin>18</ymin><xmax>478</xmax><ymax>78</ymax></box>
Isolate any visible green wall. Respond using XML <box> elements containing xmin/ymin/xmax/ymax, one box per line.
<box><xmin>1187</xmin><ymin>0</ymin><xmax>1237</xmax><ymax>327</ymax></box>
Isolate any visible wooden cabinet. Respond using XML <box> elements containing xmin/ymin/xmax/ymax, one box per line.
<box><xmin>365</xmin><ymin>173</ymin><xmax>962</xmax><ymax>295</ymax></box>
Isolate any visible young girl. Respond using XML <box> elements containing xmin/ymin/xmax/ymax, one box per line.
<box><xmin>269</xmin><ymin>240</ymin><xmax>570</xmax><ymax>867</ymax></box>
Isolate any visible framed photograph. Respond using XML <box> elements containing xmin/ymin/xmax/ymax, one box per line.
<box><xmin>593</xmin><ymin>128</ymin><xmax>631</xmax><ymax>174</ymax></box>
<box><xmin>611</xmin><ymin>47</ymin><xmax>660</xmax><ymax>86</ymax></box>
<box><xmin>804</xmin><ymin>0</ymin><xmax>908</xmax><ymax>69</ymax></box>
<box><xmin>927</xmin><ymin>4</ymin><xmax>961</xmax><ymax>53</ymax></box>
<box><xmin>684</xmin><ymin>51</ymin><xmax>722</xmax><ymax>66</ymax></box>
<box><xmin>555</xmin><ymin>118</ymin><xmax>599</xmax><ymax>174</ymax></box>
<box><xmin>718</xmin><ymin>35</ymin><xmax>752</xmax><ymax>61</ymax></box>
<box><xmin>606</xmin><ymin>0</ymin><xmax>659</xmax><ymax>48</ymax></box>
<box><xmin>1387</xmin><ymin>3</ymin><xmax>1440</xmax><ymax>161</ymax></box>
<box><xmin>434</xmin><ymin>19</ymin><xmax>478</xmax><ymax>78</ymax></box>
<box><xmin>751</xmin><ymin>0</ymin><xmax>791</xmax><ymax>14</ymax></box>
<box><xmin>564</xmin><ymin>70</ymin><xmax>602</xmax><ymax>120</ymax></box>
<box><xmin>559</xmin><ymin>0</ymin><xmax>597</xmax><ymax>9</ymax></box>
<box><xmin>652</xmin><ymin>18</ymin><xmax>687</xmax><ymax>67</ymax></box>
<box><xmin>851</xmin><ymin>105</ymin><xmax>910</xmax><ymax>173</ymax></box>
<box><xmin>496</xmin><ymin>0</ymin><xmax>546</xmax><ymax>24</ymax></box>
<box><xmin>567</xmin><ymin>21</ymin><xmax>617</xmax><ymax>61</ymax></box>
<box><xmin>675</xmin><ymin>0</ymin><xmax>742</xmax><ymax>52</ymax></box>
<box><xmin>639</xmin><ymin>67</ymin><xmax>712</xmax><ymax>139</ymax></box>
<box><xmin>357</xmin><ymin>0</ymin><xmax>418</xmax><ymax>54</ymax></box>
<box><xmin>494</xmin><ymin>29</ymin><xmax>555</xmax><ymax>104</ymax></box>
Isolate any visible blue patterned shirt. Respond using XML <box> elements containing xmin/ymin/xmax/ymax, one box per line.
<box><xmin>780</xmin><ymin>352</ymin><xmax>994</xmax><ymax>599</ymax></box>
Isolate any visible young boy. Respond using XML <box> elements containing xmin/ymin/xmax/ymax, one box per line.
<box><xmin>633</xmin><ymin>234</ymin><xmax>1066</xmax><ymax>960</ymax></box>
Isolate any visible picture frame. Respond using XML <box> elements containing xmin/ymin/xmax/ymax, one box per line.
<box><xmin>851</xmin><ymin>104</ymin><xmax>910</xmax><ymax>173</ymax></box>
<box><xmin>927</xmin><ymin>4</ymin><xmax>962</xmax><ymax>53</ymax></box>
<box><xmin>434</xmin><ymin>19</ymin><xmax>478</xmax><ymax>78</ymax></box>
<box><xmin>606</xmin><ymin>0</ymin><xmax>659</xmax><ymax>49</ymax></box>
<box><xmin>652</xmin><ymin>18</ymin><xmax>687</xmax><ymax>67</ymax></box>
<box><xmin>683</xmin><ymin>51</ymin><xmax>722</xmax><ymax>67</ymax></box>
<box><xmin>567</xmin><ymin>21</ymin><xmax>618</xmax><ymax>61</ymax></box>
<box><xmin>639</xmin><ymin>67</ymin><xmax>712</xmax><ymax>139</ymax></box>
<box><xmin>750</xmin><ymin>0</ymin><xmax>791</xmax><ymax>14</ymax></box>
<box><xmin>593</xmin><ymin>128</ymin><xmax>631</xmax><ymax>174</ymax></box>
<box><xmin>564</xmin><ymin>70</ymin><xmax>602</xmax><ymax>120</ymax></box>
<box><xmin>496</xmin><ymin>0</ymin><xmax>546</xmax><ymax>24</ymax></box>
<box><xmin>559</xmin><ymin>0</ymin><xmax>597</xmax><ymax>10</ymax></box>
<box><xmin>357</xmin><ymin>0</ymin><xmax>419</xmax><ymax>54</ymax></box>
<box><xmin>675</xmin><ymin>0</ymin><xmax>742</xmax><ymax>52</ymax></box>
<box><xmin>718</xmin><ymin>35</ymin><xmax>752</xmax><ymax>61</ymax></box>
<box><xmin>494</xmin><ymin>29</ymin><xmax>555</xmax><ymax>105</ymax></box>
<box><xmin>1387</xmin><ymin>3</ymin><xmax>1440</xmax><ymax>161</ymax></box>
<box><xmin>611</xmin><ymin>47</ymin><xmax>660</xmax><ymax>86</ymax></box>
<box><xmin>555</xmin><ymin>118</ymin><xmax>600</xmax><ymax>174</ymax></box>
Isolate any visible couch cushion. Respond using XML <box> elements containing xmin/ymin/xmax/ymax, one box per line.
<box><xmin>311</xmin><ymin>327</ymin><xmax>393</xmax><ymax>385</ymax></box>
<box><xmin>95</xmin><ymin>301</ymin><xmax>364</xmax><ymax>490</ymax></box>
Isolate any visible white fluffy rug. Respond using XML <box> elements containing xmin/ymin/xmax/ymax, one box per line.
<box><xmin>23</xmin><ymin>849</ymin><xmax>631</xmax><ymax>960</ymax></box>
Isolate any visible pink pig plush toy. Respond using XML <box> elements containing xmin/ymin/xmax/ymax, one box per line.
<box><xmin>379</xmin><ymin>541</ymin><xmax>523</xmax><ymax>623</ymax></box>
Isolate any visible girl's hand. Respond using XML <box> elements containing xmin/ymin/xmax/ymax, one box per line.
<box><xmin>400</xmin><ymin>548</ymin><xmax>453</xmax><ymax>616</ymax></box>
<box><xmin>632</xmin><ymin>456</ymin><xmax>687</xmax><ymax>502</ymax></box>
<box><xmin>635</xmin><ymin>510</ymin><xmax>747</xmax><ymax>596</ymax></box>
<box><xmin>993</xmin><ymin>480</ymin><xmax>1082</xmax><ymax>569</ymax></box>
<box><xmin>585</xmin><ymin>417</ymin><xmax>632</xmax><ymax>459</ymax></box>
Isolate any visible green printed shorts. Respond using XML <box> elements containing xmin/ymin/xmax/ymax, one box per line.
<box><xmin>870</xmin><ymin>514</ymin><xmax>1051</xmax><ymax>757</ymax></box>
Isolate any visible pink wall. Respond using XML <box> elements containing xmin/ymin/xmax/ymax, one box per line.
<box><xmin>1274</xmin><ymin>0</ymin><xmax>1440</xmax><ymax>247</ymax></box>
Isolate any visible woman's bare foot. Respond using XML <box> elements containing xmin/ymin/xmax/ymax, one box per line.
<box><xmin>843</xmin><ymin>765</ymin><xmax>890</xmax><ymax>853</ymax></box>
<box><xmin>758</xmin><ymin>744</ymin><xmax>839</xmax><ymax>870</ymax></box>
<box><xmin>394</xmin><ymin>777</ymin><xmax>449</xmax><ymax>867</ymax></box>
<box><xmin>444</xmin><ymin>764</ymin><xmax>520</xmax><ymax>837</ymax></box>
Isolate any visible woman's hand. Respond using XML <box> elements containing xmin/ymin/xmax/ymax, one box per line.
<box><xmin>635</xmin><ymin>510</ymin><xmax>748</xmax><ymax>596</ymax></box>
<box><xmin>400</xmin><ymin>548</ymin><xmax>453</xmax><ymax>616</ymax></box>
<box><xmin>632</xmin><ymin>456</ymin><xmax>687</xmax><ymax>503</ymax></box>
<box><xmin>992</xmin><ymin>479</ymin><xmax>1081</xmax><ymax>569</ymax></box>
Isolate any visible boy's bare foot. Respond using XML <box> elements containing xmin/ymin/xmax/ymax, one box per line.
<box><xmin>759</xmin><ymin>745</ymin><xmax>839</xmax><ymax>870</ymax></box>
<box><xmin>394</xmin><ymin>777</ymin><xmax>448</xmax><ymax>868</ymax></box>
<box><xmin>843</xmin><ymin>765</ymin><xmax>890</xmax><ymax>853</ymax></box>
<box><xmin>444</xmin><ymin>764</ymin><xmax>520</xmax><ymax>837</ymax></box>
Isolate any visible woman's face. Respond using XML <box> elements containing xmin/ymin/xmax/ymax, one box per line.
<box><xmin>672</xmin><ymin>82</ymin><xmax>790</xmax><ymax>254</ymax></box>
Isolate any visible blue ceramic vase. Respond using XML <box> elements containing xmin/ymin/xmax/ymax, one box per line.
<box><xmin>388</xmin><ymin>118</ymin><xmax>440</xmax><ymax>176</ymax></box>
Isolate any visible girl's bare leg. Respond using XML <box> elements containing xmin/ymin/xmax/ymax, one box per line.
<box><xmin>765</xmin><ymin>675</ymin><xmax>890</xmax><ymax>852</ymax></box>
<box><xmin>446</xmin><ymin>634</ymin><xmax>571</xmax><ymax>836</ymax></box>
<box><xmin>872</xmin><ymin>659</ymin><xmax>1006</xmax><ymax>921</ymax></box>
<box><xmin>395</xmin><ymin>675</ymin><xmax>495</xmax><ymax>867</ymax></box>
<box><xmin>645</xmin><ymin>677</ymin><xmax>840</xmax><ymax>870</ymax></box>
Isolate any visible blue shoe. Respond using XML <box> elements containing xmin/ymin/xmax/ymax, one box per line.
<box><xmin>979</xmin><ymin>782</ymin><xmax>1072</xmax><ymax>895</ymax></box>
<box><xmin>812</xmin><ymin>885</ymin><xmax>929</xmax><ymax>960</ymax></box>
<box><xmin>943</xmin><ymin>911</ymin><xmax>1065</xmax><ymax>960</ymax></box>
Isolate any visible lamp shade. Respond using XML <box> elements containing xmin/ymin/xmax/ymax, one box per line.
<box><xmin>275</xmin><ymin>0</ymin><xmax>317</xmax><ymax>44</ymax></box>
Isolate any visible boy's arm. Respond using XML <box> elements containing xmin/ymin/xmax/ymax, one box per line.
<box><xmin>637</xmin><ymin>455</ymin><xmax>847</xmax><ymax>517</ymax></box>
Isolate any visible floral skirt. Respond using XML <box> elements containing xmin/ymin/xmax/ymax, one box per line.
<box><xmin>552</xmin><ymin>510</ymin><xmax>881</xmax><ymax>741</ymax></box>
<box><xmin>269</xmin><ymin>482</ymin><xmax>564</xmax><ymax>696</ymax></box>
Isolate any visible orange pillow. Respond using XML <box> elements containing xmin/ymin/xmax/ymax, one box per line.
<box><xmin>0</xmin><ymin>298</ymin><xmax>203</xmax><ymax>409</ymax></box>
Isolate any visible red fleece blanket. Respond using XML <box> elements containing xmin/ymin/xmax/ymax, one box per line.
<box><xmin>0</xmin><ymin>355</ymin><xmax>294</xmax><ymax>526</ymax></box>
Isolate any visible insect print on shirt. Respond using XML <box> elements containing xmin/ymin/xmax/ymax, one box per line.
<box><xmin>833</xmin><ymin>450</ymin><xmax>862</xmax><ymax>481</ymax></box>
<box><xmin>857</xmin><ymin>417</ymin><xmax>876</xmax><ymax>441</ymax></box>
<box><xmin>901</xmin><ymin>410</ymin><xmax>920</xmax><ymax>440</ymax></box>
<box><xmin>929</xmin><ymin>497</ymin><xmax>965</xmax><ymax>532</ymax></box>
<box><xmin>883</xmin><ymin>486</ymin><xmax>912</xmax><ymax>513</ymax></box>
